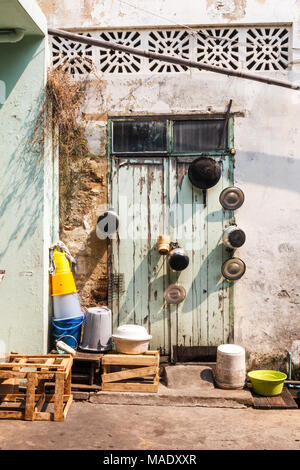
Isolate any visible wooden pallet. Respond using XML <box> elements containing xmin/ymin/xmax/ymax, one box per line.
<box><xmin>101</xmin><ymin>350</ymin><xmax>160</xmax><ymax>393</ymax></box>
<box><xmin>0</xmin><ymin>354</ymin><xmax>73</xmax><ymax>421</ymax></box>
<box><xmin>250</xmin><ymin>385</ymin><xmax>298</xmax><ymax>409</ymax></box>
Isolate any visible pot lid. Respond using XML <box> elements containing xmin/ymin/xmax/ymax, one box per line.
<box><xmin>218</xmin><ymin>344</ymin><xmax>245</xmax><ymax>355</ymax></box>
<box><xmin>221</xmin><ymin>257</ymin><xmax>246</xmax><ymax>281</ymax></box>
<box><xmin>112</xmin><ymin>324</ymin><xmax>152</xmax><ymax>341</ymax></box>
<box><xmin>164</xmin><ymin>284</ymin><xmax>186</xmax><ymax>304</ymax></box>
<box><xmin>188</xmin><ymin>157</ymin><xmax>221</xmax><ymax>189</ymax></box>
<box><xmin>219</xmin><ymin>187</ymin><xmax>245</xmax><ymax>210</ymax></box>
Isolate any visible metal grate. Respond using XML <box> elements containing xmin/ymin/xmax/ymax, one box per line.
<box><xmin>50</xmin><ymin>25</ymin><xmax>291</xmax><ymax>76</ymax></box>
<box><xmin>108</xmin><ymin>273</ymin><xmax>125</xmax><ymax>301</ymax></box>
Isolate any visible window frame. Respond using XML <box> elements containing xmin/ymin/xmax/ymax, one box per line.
<box><xmin>108</xmin><ymin>114</ymin><xmax>234</xmax><ymax>157</ymax></box>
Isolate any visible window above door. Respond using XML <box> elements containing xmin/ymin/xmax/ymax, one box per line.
<box><xmin>110</xmin><ymin>117</ymin><xmax>231</xmax><ymax>156</ymax></box>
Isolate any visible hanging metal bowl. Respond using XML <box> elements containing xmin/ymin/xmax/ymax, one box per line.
<box><xmin>168</xmin><ymin>248</ymin><xmax>190</xmax><ymax>271</ymax></box>
<box><xmin>223</xmin><ymin>226</ymin><xmax>246</xmax><ymax>249</ymax></box>
<box><xmin>219</xmin><ymin>187</ymin><xmax>245</xmax><ymax>211</ymax></box>
<box><xmin>221</xmin><ymin>257</ymin><xmax>246</xmax><ymax>281</ymax></box>
<box><xmin>188</xmin><ymin>157</ymin><xmax>221</xmax><ymax>189</ymax></box>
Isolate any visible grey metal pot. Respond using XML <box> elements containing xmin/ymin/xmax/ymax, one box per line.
<box><xmin>80</xmin><ymin>306</ymin><xmax>112</xmax><ymax>352</ymax></box>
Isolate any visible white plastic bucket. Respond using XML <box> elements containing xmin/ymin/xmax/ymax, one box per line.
<box><xmin>53</xmin><ymin>292</ymin><xmax>82</xmax><ymax>320</ymax></box>
<box><xmin>215</xmin><ymin>344</ymin><xmax>246</xmax><ymax>390</ymax></box>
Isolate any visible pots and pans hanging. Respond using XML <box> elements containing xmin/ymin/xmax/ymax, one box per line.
<box><xmin>164</xmin><ymin>284</ymin><xmax>186</xmax><ymax>304</ymax></box>
<box><xmin>221</xmin><ymin>257</ymin><xmax>246</xmax><ymax>281</ymax></box>
<box><xmin>219</xmin><ymin>187</ymin><xmax>245</xmax><ymax>211</ymax></box>
<box><xmin>188</xmin><ymin>157</ymin><xmax>221</xmax><ymax>189</ymax></box>
<box><xmin>168</xmin><ymin>247</ymin><xmax>190</xmax><ymax>271</ymax></box>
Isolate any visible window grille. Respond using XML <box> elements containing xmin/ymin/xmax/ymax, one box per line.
<box><xmin>50</xmin><ymin>25</ymin><xmax>291</xmax><ymax>77</ymax></box>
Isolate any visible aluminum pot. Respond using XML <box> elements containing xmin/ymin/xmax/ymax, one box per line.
<box><xmin>80</xmin><ymin>307</ymin><xmax>112</xmax><ymax>352</ymax></box>
<box><xmin>112</xmin><ymin>324</ymin><xmax>152</xmax><ymax>354</ymax></box>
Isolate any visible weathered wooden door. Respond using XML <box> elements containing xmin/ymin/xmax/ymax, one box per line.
<box><xmin>108</xmin><ymin>118</ymin><xmax>234</xmax><ymax>358</ymax></box>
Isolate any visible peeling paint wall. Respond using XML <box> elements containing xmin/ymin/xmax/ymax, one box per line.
<box><xmin>37</xmin><ymin>0</ymin><xmax>300</xmax><ymax>367</ymax></box>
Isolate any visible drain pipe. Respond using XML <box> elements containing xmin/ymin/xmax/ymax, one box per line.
<box><xmin>288</xmin><ymin>352</ymin><xmax>300</xmax><ymax>389</ymax></box>
<box><xmin>0</xmin><ymin>29</ymin><xmax>25</xmax><ymax>43</ymax></box>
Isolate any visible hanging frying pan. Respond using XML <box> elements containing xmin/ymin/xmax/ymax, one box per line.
<box><xmin>219</xmin><ymin>187</ymin><xmax>245</xmax><ymax>211</ymax></box>
<box><xmin>188</xmin><ymin>157</ymin><xmax>221</xmax><ymax>189</ymax></box>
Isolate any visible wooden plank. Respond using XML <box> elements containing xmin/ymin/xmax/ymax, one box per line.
<box><xmin>252</xmin><ymin>393</ymin><xmax>272</xmax><ymax>409</ymax></box>
<box><xmin>33</xmin><ymin>411</ymin><xmax>52</xmax><ymax>421</ymax></box>
<box><xmin>266</xmin><ymin>394</ymin><xmax>286</xmax><ymax>409</ymax></box>
<box><xmin>117</xmin><ymin>163</ymin><xmax>135</xmax><ymax>326</ymax></box>
<box><xmin>35</xmin><ymin>393</ymin><xmax>46</xmax><ymax>413</ymax></box>
<box><xmin>176</xmin><ymin>163</ymin><xmax>194</xmax><ymax>350</ymax></box>
<box><xmin>132</xmin><ymin>164</ymin><xmax>148</xmax><ymax>330</ymax></box>
<box><xmin>0</xmin><ymin>371</ymin><xmax>56</xmax><ymax>379</ymax></box>
<box><xmin>168</xmin><ymin>156</ymin><xmax>179</xmax><ymax>361</ymax></box>
<box><xmin>63</xmin><ymin>395</ymin><xmax>73</xmax><ymax>420</ymax></box>
<box><xmin>54</xmin><ymin>373</ymin><xmax>65</xmax><ymax>422</ymax></box>
<box><xmin>207</xmin><ymin>156</ymin><xmax>227</xmax><ymax>346</ymax></box>
<box><xmin>281</xmin><ymin>387</ymin><xmax>298</xmax><ymax>409</ymax></box>
<box><xmin>110</xmin><ymin>156</ymin><xmax>120</xmax><ymax>331</ymax></box>
<box><xmin>25</xmin><ymin>372</ymin><xmax>36</xmax><ymax>421</ymax></box>
<box><xmin>102</xmin><ymin>382</ymin><xmax>158</xmax><ymax>393</ymax></box>
<box><xmin>102</xmin><ymin>366</ymin><xmax>157</xmax><ymax>383</ymax></box>
<box><xmin>102</xmin><ymin>354</ymin><xmax>158</xmax><ymax>366</ymax></box>
<box><xmin>147</xmin><ymin>162</ymin><xmax>167</xmax><ymax>354</ymax></box>
<box><xmin>0</xmin><ymin>394</ymin><xmax>71</xmax><ymax>403</ymax></box>
<box><xmin>0</xmin><ymin>410</ymin><xmax>24</xmax><ymax>419</ymax></box>
<box><xmin>221</xmin><ymin>153</ymin><xmax>234</xmax><ymax>343</ymax></box>
<box><xmin>191</xmin><ymin>178</ymin><xmax>204</xmax><ymax>347</ymax></box>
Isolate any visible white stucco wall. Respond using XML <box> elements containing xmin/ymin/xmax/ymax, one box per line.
<box><xmin>38</xmin><ymin>0</ymin><xmax>300</xmax><ymax>366</ymax></box>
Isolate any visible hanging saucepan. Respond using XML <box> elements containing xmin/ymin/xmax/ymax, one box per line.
<box><xmin>223</xmin><ymin>226</ymin><xmax>246</xmax><ymax>249</ymax></box>
<box><xmin>188</xmin><ymin>157</ymin><xmax>222</xmax><ymax>189</ymax></box>
<box><xmin>96</xmin><ymin>208</ymin><xmax>119</xmax><ymax>239</ymax></box>
<box><xmin>219</xmin><ymin>187</ymin><xmax>245</xmax><ymax>211</ymax></box>
<box><xmin>168</xmin><ymin>248</ymin><xmax>190</xmax><ymax>271</ymax></box>
<box><xmin>222</xmin><ymin>257</ymin><xmax>246</xmax><ymax>281</ymax></box>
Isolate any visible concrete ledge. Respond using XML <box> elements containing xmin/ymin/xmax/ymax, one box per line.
<box><xmin>89</xmin><ymin>383</ymin><xmax>253</xmax><ymax>409</ymax></box>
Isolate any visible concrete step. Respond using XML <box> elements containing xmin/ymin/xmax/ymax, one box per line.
<box><xmin>90</xmin><ymin>364</ymin><xmax>253</xmax><ymax>408</ymax></box>
<box><xmin>163</xmin><ymin>365</ymin><xmax>215</xmax><ymax>390</ymax></box>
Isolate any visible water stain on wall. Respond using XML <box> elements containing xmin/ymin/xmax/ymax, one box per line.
<box><xmin>206</xmin><ymin>0</ymin><xmax>246</xmax><ymax>20</ymax></box>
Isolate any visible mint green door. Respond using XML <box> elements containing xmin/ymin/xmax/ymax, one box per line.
<box><xmin>108</xmin><ymin>119</ymin><xmax>234</xmax><ymax>358</ymax></box>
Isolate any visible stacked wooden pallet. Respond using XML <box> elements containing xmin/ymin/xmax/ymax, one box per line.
<box><xmin>101</xmin><ymin>350</ymin><xmax>160</xmax><ymax>393</ymax></box>
<box><xmin>0</xmin><ymin>354</ymin><xmax>73</xmax><ymax>421</ymax></box>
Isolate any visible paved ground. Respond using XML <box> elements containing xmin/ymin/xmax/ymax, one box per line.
<box><xmin>0</xmin><ymin>402</ymin><xmax>300</xmax><ymax>450</ymax></box>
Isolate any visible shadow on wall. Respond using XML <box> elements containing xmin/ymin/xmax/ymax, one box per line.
<box><xmin>0</xmin><ymin>36</ymin><xmax>46</xmax><ymax>260</ymax></box>
<box><xmin>0</xmin><ymin>37</ymin><xmax>43</xmax><ymax>104</ymax></box>
<box><xmin>0</xmin><ymin>89</ymin><xmax>46</xmax><ymax>261</ymax></box>
<box><xmin>235</xmin><ymin>151</ymin><xmax>300</xmax><ymax>194</ymax></box>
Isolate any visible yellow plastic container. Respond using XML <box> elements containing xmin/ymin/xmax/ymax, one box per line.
<box><xmin>51</xmin><ymin>272</ymin><xmax>78</xmax><ymax>296</ymax></box>
<box><xmin>248</xmin><ymin>370</ymin><xmax>287</xmax><ymax>397</ymax></box>
<box><xmin>53</xmin><ymin>249</ymin><xmax>71</xmax><ymax>274</ymax></box>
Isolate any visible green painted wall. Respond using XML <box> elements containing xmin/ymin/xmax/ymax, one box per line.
<box><xmin>0</xmin><ymin>1</ymin><xmax>58</xmax><ymax>354</ymax></box>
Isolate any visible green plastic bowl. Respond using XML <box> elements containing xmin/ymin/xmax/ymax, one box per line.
<box><xmin>248</xmin><ymin>370</ymin><xmax>287</xmax><ymax>397</ymax></box>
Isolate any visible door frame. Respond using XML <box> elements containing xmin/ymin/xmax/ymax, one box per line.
<box><xmin>107</xmin><ymin>114</ymin><xmax>235</xmax><ymax>358</ymax></box>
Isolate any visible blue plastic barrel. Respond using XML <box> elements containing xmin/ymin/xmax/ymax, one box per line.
<box><xmin>52</xmin><ymin>314</ymin><xmax>86</xmax><ymax>349</ymax></box>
